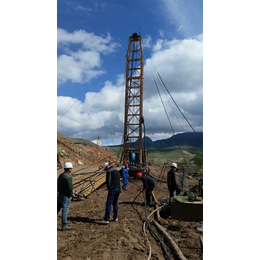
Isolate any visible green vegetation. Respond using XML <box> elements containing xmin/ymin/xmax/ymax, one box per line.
<box><xmin>192</xmin><ymin>154</ymin><xmax>203</xmax><ymax>167</ymax></box>
<box><xmin>57</xmin><ymin>151</ymin><xmax>71</xmax><ymax>157</ymax></box>
<box><xmin>105</xmin><ymin>145</ymin><xmax>203</xmax><ymax>169</ymax></box>
<box><xmin>147</xmin><ymin>146</ymin><xmax>202</xmax><ymax>166</ymax></box>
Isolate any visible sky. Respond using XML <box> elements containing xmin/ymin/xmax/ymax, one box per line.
<box><xmin>57</xmin><ymin>0</ymin><xmax>203</xmax><ymax>146</ymax></box>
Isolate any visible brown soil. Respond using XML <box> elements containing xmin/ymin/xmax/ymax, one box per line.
<box><xmin>57</xmin><ymin>133</ymin><xmax>203</xmax><ymax>260</ymax></box>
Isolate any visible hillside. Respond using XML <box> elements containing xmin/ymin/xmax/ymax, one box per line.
<box><xmin>153</xmin><ymin>132</ymin><xmax>203</xmax><ymax>148</ymax></box>
<box><xmin>57</xmin><ymin>131</ymin><xmax>115</xmax><ymax>169</ymax></box>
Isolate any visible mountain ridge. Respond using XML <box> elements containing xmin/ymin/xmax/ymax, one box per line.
<box><xmin>107</xmin><ymin>132</ymin><xmax>203</xmax><ymax>148</ymax></box>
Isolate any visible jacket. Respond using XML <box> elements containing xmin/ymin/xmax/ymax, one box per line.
<box><xmin>57</xmin><ymin>171</ymin><xmax>73</xmax><ymax>197</ymax></box>
<box><xmin>140</xmin><ymin>175</ymin><xmax>155</xmax><ymax>189</ymax></box>
<box><xmin>106</xmin><ymin>167</ymin><xmax>121</xmax><ymax>190</ymax></box>
<box><xmin>167</xmin><ymin>169</ymin><xmax>177</xmax><ymax>190</ymax></box>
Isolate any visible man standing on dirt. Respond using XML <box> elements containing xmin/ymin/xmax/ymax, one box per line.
<box><xmin>57</xmin><ymin>162</ymin><xmax>73</xmax><ymax>230</ymax></box>
<box><xmin>136</xmin><ymin>172</ymin><xmax>155</xmax><ymax>207</ymax></box>
<box><xmin>167</xmin><ymin>163</ymin><xmax>179</xmax><ymax>198</ymax></box>
<box><xmin>122</xmin><ymin>163</ymin><xmax>129</xmax><ymax>190</ymax></box>
<box><xmin>101</xmin><ymin>162</ymin><xmax>121</xmax><ymax>224</ymax></box>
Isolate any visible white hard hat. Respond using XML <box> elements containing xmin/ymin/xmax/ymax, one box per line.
<box><xmin>64</xmin><ymin>162</ymin><xmax>73</xmax><ymax>169</ymax></box>
<box><xmin>103</xmin><ymin>162</ymin><xmax>110</xmax><ymax>170</ymax></box>
<box><xmin>171</xmin><ymin>163</ymin><xmax>177</xmax><ymax>168</ymax></box>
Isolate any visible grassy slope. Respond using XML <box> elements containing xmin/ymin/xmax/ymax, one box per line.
<box><xmin>106</xmin><ymin>145</ymin><xmax>203</xmax><ymax>166</ymax></box>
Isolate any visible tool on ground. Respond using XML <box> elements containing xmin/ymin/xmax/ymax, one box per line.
<box><xmin>132</xmin><ymin>190</ymin><xmax>142</xmax><ymax>203</ymax></box>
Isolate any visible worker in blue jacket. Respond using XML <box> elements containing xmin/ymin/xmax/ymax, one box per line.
<box><xmin>129</xmin><ymin>152</ymin><xmax>136</xmax><ymax>165</ymax></box>
<box><xmin>122</xmin><ymin>163</ymin><xmax>129</xmax><ymax>190</ymax></box>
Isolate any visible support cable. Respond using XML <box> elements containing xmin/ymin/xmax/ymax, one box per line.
<box><xmin>57</xmin><ymin>100</ymin><xmax>80</xmax><ymax>121</ymax></box>
<box><xmin>157</xmin><ymin>72</ymin><xmax>203</xmax><ymax>143</ymax></box>
<box><xmin>154</xmin><ymin>79</ymin><xmax>187</xmax><ymax>163</ymax></box>
<box><xmin>143</xmin><ymin>46</ymin><xmax>202</xmax><ymax>144</ymax></box>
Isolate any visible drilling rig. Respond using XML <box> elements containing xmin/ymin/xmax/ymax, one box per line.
<box><xmin>121</xmin><ymin>32</ymin><xmax>148</xmax><ymax>175</ymax></box>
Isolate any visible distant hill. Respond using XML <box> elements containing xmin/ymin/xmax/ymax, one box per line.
<box><xmin>108</xmin><ymin>132</ymin><xmax>203</xmax><ymax>148</ymax></box>
<box><xmin>153</xmin><ymin>132</ymin><xmax>203</xmax><ymax>148</ymax></box>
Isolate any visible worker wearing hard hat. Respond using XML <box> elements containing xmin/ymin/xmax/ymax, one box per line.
<box><xmin>100</xmin><ymin>162</ymin><xmax>121</xmax><ymax>224</ymax></box>
<box><xmin>57</xmin><ymin>162</ymin><xmax>73</xmax><ymax>231</ymax></box>
<box><xmin>136</xmin><ymin>172</ymin><xmax>155</xmax><ymax>207</ymax></box>
<box><xmin>167</xmin><ymin>163</ymin><xmax>178</xmax><ymax>198</ymax></box>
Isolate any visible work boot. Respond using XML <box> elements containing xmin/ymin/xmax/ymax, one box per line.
<box><xmin>62</xmin><ymin>225</ymin><xmax>72</xmax><ymax>231</ymax></box>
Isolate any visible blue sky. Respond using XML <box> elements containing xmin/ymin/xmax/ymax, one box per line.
<box><xmin>57</xmin><ymin>0</ymin><xmax>203</xmax><ymax>145</ymax></box>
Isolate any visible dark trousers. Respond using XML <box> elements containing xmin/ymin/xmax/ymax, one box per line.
<box><xmin>146</xmin><ymin>184</ymin><xmax>155</xmax><ymax>205</ymax></box>
<box><xmin>168</xmin><ymin>186</ymin><xmax>180</xmax><ymax>198</ymax></box>
<box><xmin>104</xmin><ymin>188</ymin><xmax>120</xmax><ymax>221</ymax></box>
<box><xmin>168</xmin><ymin>186</ymin><xmax>174</xmax><ymax>198</ymax></box>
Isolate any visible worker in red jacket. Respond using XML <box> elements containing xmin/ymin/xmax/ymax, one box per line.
<box><xmin>136</xmin><ymin>172</ymin><xmax>155</xmax><ymax>207</ymax></box>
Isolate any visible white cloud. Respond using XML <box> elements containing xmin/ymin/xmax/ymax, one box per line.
<box><xmin>57</xmin><ymin>74</ymin><xmax>126</xmax><ymax>142</ymax></box>
<box><xmin>57</xmin><ymin>28</ymin><xmax>119</xmax><ymax>85</ymax></box>
<box><xmin>57</xmin><ymin>28</ymin><xmax>118</xmax><ymax>53</ymax></box>
<box><xmin>57</xmin><ymin>32</ymin><xmax>203</xmax><ymax>145</ymax></box>
<box><xmin>144</xmin><ymin>36</ymin><xmax>203</xmax><ymax>96</ymax></box>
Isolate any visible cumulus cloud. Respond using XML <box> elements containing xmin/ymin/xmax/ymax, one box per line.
<box><xmin>57</xmin><ymin>74</ymin><xmax>125</xmax><ymax>142</ymax></box>
<box><xmin>57</xmin><ymin>32</ymin><xmax>203</xmax><ymax>145</ymax></box>
<box><xmin>57</xmin><ymin>28</ymin><xmax>120</xmax><ymax>85</ymax></box>
<box><xmin>141</xmin><ymin>35</ymin><xmax>203</xmax><ymax>137</ymax></box>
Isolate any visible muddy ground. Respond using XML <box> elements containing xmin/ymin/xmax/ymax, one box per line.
<box><xmin>57</xmin><ymin>166</ymin><xmax>203</xmax><ymax>260</ymax></box>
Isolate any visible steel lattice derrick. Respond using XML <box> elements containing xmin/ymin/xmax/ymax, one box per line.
<box><xmin>122</xmin><ymin>33</ymin><xmax>144</xmax><ymax>166</ymax></box>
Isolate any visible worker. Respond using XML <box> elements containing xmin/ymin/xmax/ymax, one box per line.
<box><xmin>136</xmin><ymin>172</ymin><xmax>155</xmax><ymax>207</ymax></box>
<box><xmin>57</xmin><ymin>162</ymin><xmax>73</xmax><ymax>231</ymax></box>
<box><xmin>122</xmin><ymin>163</ymin><xmax>129</xmax><ymax>190</ymax></box>
<box><xmin>129</xmin><ymin>152</ymin><xmax>136</xmax><ymax>166</ymax></box>
<box><xmin>101</xmin><ymin>162</ymin><xmax>121</xmax><ymax>224</ymax></box>
<box><xmin>167</xmin><ymin>163</ymin><xmax>179</xmax><ymax>198</ymax></box>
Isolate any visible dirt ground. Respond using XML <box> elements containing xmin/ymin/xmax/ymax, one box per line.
<box><xmin>57</xmin><ymin>165</ymin><xmax>203</xmax><ymax>260</ymax></box>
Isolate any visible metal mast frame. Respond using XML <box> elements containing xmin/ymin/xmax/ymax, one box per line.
<box><xmin>122</xmin><ymin>33</ymin><xmax>144</xmax><ymax>166</ymax></box>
